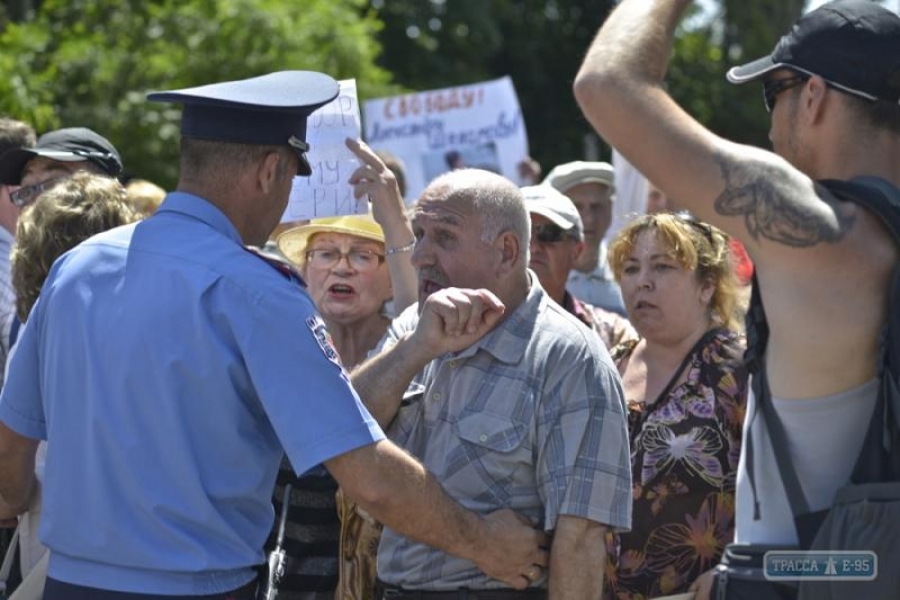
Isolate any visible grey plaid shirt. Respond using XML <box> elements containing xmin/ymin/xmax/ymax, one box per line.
<box><xmin>376</xmin><ymin>277</ymin><xmax>632</xmax><ymax>590</ymax></box>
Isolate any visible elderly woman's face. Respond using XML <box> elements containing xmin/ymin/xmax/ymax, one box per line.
<box><xmin>303</xmin><ymin>232</ymin><xmax>392</xmax><ymax>325</ymax></box>
<box><xmin>618</xmin><ymin>229</ymin><xmax>714</xmax><ymax>341</ymax></box>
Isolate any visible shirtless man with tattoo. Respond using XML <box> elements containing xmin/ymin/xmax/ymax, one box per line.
<box><xmin>573</xmin><ymin>0</ymin><xmax>900</xmax><ymax>596</ymax></box>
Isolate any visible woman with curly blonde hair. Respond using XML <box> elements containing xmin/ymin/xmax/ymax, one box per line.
<box><xmin>4</xmin><ymin>171</ymin><xmax>138</xmax><ymax>593</ymax></box>
<box><xmin>603</xmin><ymin>211</ymin><xmax>749</xmax><ymax>599</ymax></box>
<box><xmin>13</xmin><ymin>172</ymin><xmax>138</xmax><ymax>323</ymax></box>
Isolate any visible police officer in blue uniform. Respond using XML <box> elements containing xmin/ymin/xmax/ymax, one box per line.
<box><xmin>0</xmin><ymin>71</ymin><xmax>548</xmax><ymax>599</ymax></box>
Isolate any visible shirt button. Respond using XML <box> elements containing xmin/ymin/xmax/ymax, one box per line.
<box><xmin>431</xmin><ymin>392</ymin><xmax>442</xmax><ymax>401</ymax></box>
<box><xmin>449</xmin><ymin>361</ymin><xmax>457</xmax><ymax>368</ymax></box>
<box><xmin>479</xmin><ymin>434</ymin><xmax>488</xmax><ymax>442</ymax></box>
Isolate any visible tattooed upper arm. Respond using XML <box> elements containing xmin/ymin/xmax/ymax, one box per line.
<box><xmin>712</xmin><ymin>151</ymin><xmax>855</xmax><ymax>247</ymax></box>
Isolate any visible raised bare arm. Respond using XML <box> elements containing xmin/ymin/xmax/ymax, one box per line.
<box><xmin>573</xmin><ymin>0</ymin><xmax>851</xmax><ymax>266</ymax></box>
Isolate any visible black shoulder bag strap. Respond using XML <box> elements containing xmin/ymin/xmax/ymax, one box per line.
<box><xmin>744</xmin><ymin>271</ymin><xmax>814</xmax><ymax>544</ymax></box>
<box><xmin>755</xmin><ymin>360</ymin><xmax>826</xmax><ymax>548</ymax></box>
<box><xmin>741</xmin><ymin>273</ymin><xmax>765</xmax><ymax>521</ymax></box>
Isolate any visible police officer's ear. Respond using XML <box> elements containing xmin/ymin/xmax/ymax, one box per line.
<box><xmin>256</xmin><ymin>150</ymin><xmax>285</xmax><ymax>194</ymax></box>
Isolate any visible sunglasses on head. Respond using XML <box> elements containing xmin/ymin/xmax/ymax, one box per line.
<box><xmin>674</xmin><ymin>211</ymin><xmax>716</xmax><ymax>245</ymax></box>
<box><xmin>533</xmin><ymin>223</ymin><xmax>574</xmax><ymax>244</ymax></box>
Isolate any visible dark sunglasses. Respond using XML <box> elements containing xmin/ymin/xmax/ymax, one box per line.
<box><xmin>533</xmin><ymin>223</ymin><xmax>574</xmax><ymax>244</ymax></box>
<box><xmin>762</xmin><ymin>75</ymin><xmax>809</xmax><ymax>113</ymax></box>
<box><xmin>9</xmin><ymin>177</ymin><xmax>65</xmax><ymax>208</ymax></box>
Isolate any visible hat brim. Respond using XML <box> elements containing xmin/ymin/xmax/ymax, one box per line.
<box><xmin>277</xmin><ymin>219</ymin><xmax>385</xmax><ymax>265</ymax></box>
<box><xmin>527</xmin><ymin>206</ymin><xmax>578</xmax><ymax>232</ymax></box>
<box><xmin>0</xmin><ymin>149</ymin><xmax>36</xmax><ymax>185</ymax></box>
<box><xmin>726</xmin><ymin>55</ymin><xmax>784</xmax><ymax>84</ymax></box>
<box><xmin>561</xmin><ymin>177</ymin><xmax>616</xmax><ymax>196</ymax></box>
<box><xmin>0</xmin><ymin>148</ymin><xmax>117</xmax><ymax>184</ymax></box>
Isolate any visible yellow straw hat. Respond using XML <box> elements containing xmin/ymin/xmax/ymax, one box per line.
<box><xmin>276</xmin><ymin>214</ymin><xmax>385</xmax><ymax>265</ymax></box>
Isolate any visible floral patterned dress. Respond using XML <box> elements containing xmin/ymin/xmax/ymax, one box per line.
<box><xmin>604</xmin><ymin>328</ymin><xmax>748</xmax><ymax>599</ymax></box>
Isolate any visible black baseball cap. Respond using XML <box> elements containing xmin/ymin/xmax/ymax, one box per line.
<box><xmin>727</xmin><ymin>0</ymin><xmax>900</xmax><ymax>105</ymax></box>
<box><xmin>147</xmin><ymin>71</ymin><xmax>340</xmax><ymax>177</ymax></box>
<box><xmin>0</xmin><ymin>127</ymin><xmax>123</xmax><ymax>185</ymax></box>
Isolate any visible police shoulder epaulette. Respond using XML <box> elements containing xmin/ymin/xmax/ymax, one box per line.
<box><xmin>244</xmin><ymin>246</ymin><xmax>307</xmax><ymax>288</ymax></box>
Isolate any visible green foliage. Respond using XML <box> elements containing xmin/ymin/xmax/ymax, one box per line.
<box><xmin>0</xmin><ymin>0</ymin><xmax>821</xmax><ymax>188</ymax></box>
<box><xmin>0</xmin><ymin>0</ymin><xmax>396</xmax><ymax>189</ymax></box>
<box><xmin>666</xmin><ymin>22</ymin><xmax>775</xmax><ymax>151</ymax></box>
<box><xmin>369</xmin><ymin>0</ymin><xmax>616</xmax><ymax>175</ymax></box>
<box><xmin>370</xmin><ymin>0</ymin><xmax>814</xmax><ymax>173</ymax></box>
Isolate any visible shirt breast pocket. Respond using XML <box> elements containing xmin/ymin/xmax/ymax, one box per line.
<box><xmin>454</xmin><ymin>411</ymin><xmax>531</xmax><ymax>498</ymax></box>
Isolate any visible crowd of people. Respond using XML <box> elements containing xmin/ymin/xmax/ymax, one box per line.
<box><xmin>0</xmin><ymin>1</ymin><xmax>894</xmax><ymax>599</ymax></box>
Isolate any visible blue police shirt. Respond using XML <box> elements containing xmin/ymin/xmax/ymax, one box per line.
<box><xmin>0</xmin><ymin>193</ymin><xmax>384</xmax><ymax>594</ymax></box>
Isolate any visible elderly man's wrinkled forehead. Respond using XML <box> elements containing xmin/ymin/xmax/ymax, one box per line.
<box><xmin>411</xmin><ymin>168</ymin><xmax>525</xmax><ymax>232</ymax></box>
<box><xmin>411</xmin><ymin>184</ymin><xmax>477</xmax><ymax>231</ymax></box>
<box><xmin>414</xmin><ymin>170</ymin><xmax>493</xmax><ymax>219</ymax></box>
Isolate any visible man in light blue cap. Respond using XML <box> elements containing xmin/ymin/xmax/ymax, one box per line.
<box><xmin>0</xmin><ymin>71</ymin><xmax>547</xmax><ymax>599</ymax></box>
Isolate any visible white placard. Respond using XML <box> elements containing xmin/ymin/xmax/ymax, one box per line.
<box><xmin>282</xmin><ymin>79</ymin><xmax>365</xmax><ymax>222</ymax></box>
<box><xmin>362</xmin><ymin>76</ymin><xmax>530</xmax><ymax>204</ymax></box>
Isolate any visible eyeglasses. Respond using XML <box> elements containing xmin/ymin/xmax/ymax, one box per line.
<box><xmin>9</xmin><ymin>177</ymin><xmax>64</xmax><ymax>208</ymax></box>
<box><xmin>762</xmin><ymin>75</ymin><xmax>809</xmax><ymax>113</ymax></box>
<box><xmin>305</xmin><ymin>248</ymin><xmax>385</xmax><ymax>272</ymax></box>
<box><xmin>533</xmin><ymin>223</ymin><xmax>575</xmax><ymax>244</ymax></box>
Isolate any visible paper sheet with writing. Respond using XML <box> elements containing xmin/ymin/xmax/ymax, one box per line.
<box><xmin>362</xmin><ymin>76</ymin><xmax>530</xmax><ymax>204</ymax></box>
<box><xmin>282</xmin><ymin>79</ymin><xmax>364</xmax><ymax>222</ymax></box>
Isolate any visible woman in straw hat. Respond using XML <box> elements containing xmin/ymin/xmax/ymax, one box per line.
<box><xmin>266</xmin><ymin>139</ymin><xmax>417</xmax><ymax>600</ymax></box>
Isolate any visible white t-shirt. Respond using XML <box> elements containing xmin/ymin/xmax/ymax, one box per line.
<box><xmin>735</xmin><ymin>378</ymin><xmax>878</xmax><ymax>545</ymax></box>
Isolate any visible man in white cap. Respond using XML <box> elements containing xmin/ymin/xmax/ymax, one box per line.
<box><xmin>575</xmin><ymin>0</ymin><xmax>900</xmax><ymax>596</ymax></box>
<box><xmin>521</xmin><ymin>185</ymin><xmax>635</xmax><ymax>350</ymax></box>
<box><xmin>0</xmin><ymin>71</ymin><xmax>547</xmax><ymax>599</ymax></box>
<box><xmin>542</xmin><ymin>160</ymin><xmax>625</xmax><ymax>315</ymax></box>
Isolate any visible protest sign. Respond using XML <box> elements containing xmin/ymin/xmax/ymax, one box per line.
<box><xmin>362</xmin><ymin>76</ymin><xmax>530</xmax><ymax>203</ymax></box>
<box><xmin>281</xmin><ymin>79</ymin><xmax>365</xmax><ymax>222</ymax></box>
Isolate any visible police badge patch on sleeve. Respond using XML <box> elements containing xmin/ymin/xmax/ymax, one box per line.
<box><xmin>306</xmin><ymin>315</ymin><xmax>343</xmax><ymax>367</ymax></box>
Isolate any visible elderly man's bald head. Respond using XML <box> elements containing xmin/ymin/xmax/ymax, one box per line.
<box><xmin>411</xmin><ymin>169</ymin><xmax>531</xmax><ymax>306</ymax></box>
<box><xmin>420</xmin><ymin>168</ymin><xmax>530</xmax><ymax>247</ymax></box>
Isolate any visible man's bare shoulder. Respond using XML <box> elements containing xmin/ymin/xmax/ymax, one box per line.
<box><xmin>756</xmin><ymin>193</ymin><xmax>898</xmax><ymax>398</ymax></box>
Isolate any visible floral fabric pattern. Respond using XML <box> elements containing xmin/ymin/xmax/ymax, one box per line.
<box><xmin>604</xmin><ymin>329</ymin><xmax>748</xmax><ymax>599</ymax></box>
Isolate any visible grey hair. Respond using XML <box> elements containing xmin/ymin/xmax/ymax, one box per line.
<box><xmin>426</xmin><ymin>169</ymin><xmax>530</xmax><ymax>263</ymax></box>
